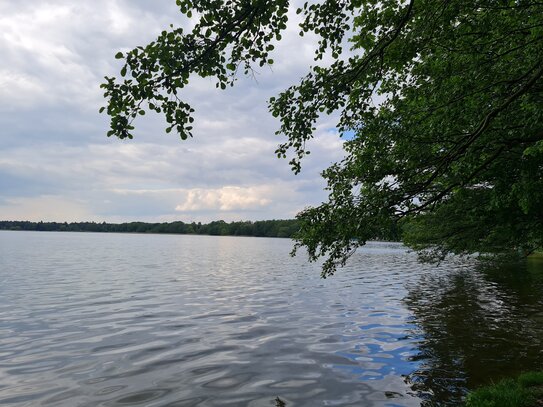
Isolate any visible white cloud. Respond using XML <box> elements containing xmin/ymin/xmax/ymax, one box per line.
<box><xmin>0</xmin><ymin>70</ymin><xmax>48</xmax><ymax>108</ymax></box>
<box><xmin>175</xmin><ymin>186</ymin><xmax>272</xmax><ymax>212</ymax></box>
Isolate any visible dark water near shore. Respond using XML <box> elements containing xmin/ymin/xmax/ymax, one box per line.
<box><xmin>0</xmin><ymin>231</ymin><xmax>542</xmax><ymax>406</ymax></box>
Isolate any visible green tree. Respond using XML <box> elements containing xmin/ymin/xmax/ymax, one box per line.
<box><xmin>102</xmin><ymin>0</ymin><xmax>543</xmax><ymax>276</ymax></box>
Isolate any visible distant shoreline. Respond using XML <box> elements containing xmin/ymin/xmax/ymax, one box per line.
<box><xmin>0</xmin><ymin>219</ymin><xmax>402</xmax><ymax>241</ymax></box>
<box><xmin>0</xmin><ymin>219</ymin><xmax>300</xmax><ymax>239</ymax></box>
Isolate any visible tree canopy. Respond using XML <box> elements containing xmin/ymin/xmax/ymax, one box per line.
<box><xmin>102</xmin><ymin>0</ymin><xmax>543</xmax><ymax>276</ymax></box>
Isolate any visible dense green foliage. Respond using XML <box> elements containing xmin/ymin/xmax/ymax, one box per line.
<box><xmin>0</xmin><ymin>219</ymin><xmax>299</xmax><ymax>238</ymax></box>
<box><xmin>102</xmin><ymin>0</ymin><xmax>543</xmax><ymax>276</ymax></box>
<box><xmin>466</xmin><ymin>371</ymin><xmax>543</xmax><ymax>407</ymax></box>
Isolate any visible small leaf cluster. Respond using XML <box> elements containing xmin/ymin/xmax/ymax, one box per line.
<box><xmin>101</xmin><ymin>0</ymin><xmax>289</xmax><ymax>140</ymax></box>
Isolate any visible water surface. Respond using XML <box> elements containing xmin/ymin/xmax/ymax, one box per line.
<box><xmin>0</xmin><ymin>231</ymin><xmax>542</xmax><ymax>406</ymax></box>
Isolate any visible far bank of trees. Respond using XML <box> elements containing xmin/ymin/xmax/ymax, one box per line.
<box><xmin>0</xmin><ymin>219</ymin><xmax>402</xmax><ymax>241</ymax></box>
<box><xmin>0</xmin><ymin>219</ymin><xmax>299</xmax><ymax>238</ymax></box>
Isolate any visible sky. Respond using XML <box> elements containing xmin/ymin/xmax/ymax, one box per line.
<box><xmin>0</xmin><ymin>1</ymin><xmax>347</xmax><ymax>223</ymax></box>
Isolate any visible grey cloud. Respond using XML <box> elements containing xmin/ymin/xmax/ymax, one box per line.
<box><xmin>0</xmin><ymin>170</ymin><xmax>60</xmax><ymax>198</ymax></box>
<box><xmin>0</xmin><ymin>1</ymin><xmax>344</xmax><ymax>222</ymax></box>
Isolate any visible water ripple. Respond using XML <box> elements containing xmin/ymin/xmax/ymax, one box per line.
<box><xmin>1</xmin><ymin>232</ymin><xmax>543</xmax><ymax>406</ymax></box>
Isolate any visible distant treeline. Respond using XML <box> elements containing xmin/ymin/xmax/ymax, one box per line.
<box><xmin>0</xmin><ymin>219</ymin><xmax>301</xmax><ymax>238</ymax></box>
<box><xmin>0</xmin><ymin>219</ymin><xmax>402</xmax><ymax>241</ymax></box>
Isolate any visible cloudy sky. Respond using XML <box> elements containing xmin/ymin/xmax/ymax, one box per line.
<box><xmin>0</xmin><ymin>1</ymin><xmax>346</xmax><ymax>223</ymax></box>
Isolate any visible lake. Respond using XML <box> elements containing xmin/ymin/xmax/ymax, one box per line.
<box><xmin>0</xmin><ymin>231</ymin><xmax>542</xmax><ymax>406</ymax></box>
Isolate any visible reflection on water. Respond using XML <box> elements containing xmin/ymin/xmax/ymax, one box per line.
<box><xmin>404</xmin><ymin>258</ymin><xmax>543</xmax><ymax>405</ymax></box>
<box><xmin>0</xmin><ymin>231</ymin><xmax>542</xmax><ymax>406</ymax></box>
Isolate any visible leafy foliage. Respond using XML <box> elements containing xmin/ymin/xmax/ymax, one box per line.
<box><xmin>102</xmin><ymin>0</ymin><xmax>543</xmax><ymax>276</ymax></box>
<box><xmin>101</xmin><ymin>0</ymin><xmax>289</xmax><ymax>140</ymax></box>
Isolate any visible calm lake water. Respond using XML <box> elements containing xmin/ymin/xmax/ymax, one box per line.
<box><xmin>1</xmin><ymin>231</ymin><xmax>542</xmax><ymax>406</ymax></box>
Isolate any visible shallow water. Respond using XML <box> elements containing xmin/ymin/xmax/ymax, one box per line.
<box><xmin>0</xmin><ymin>231</ymin><xmax>542</xmax><ymax>406</ymax></box>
